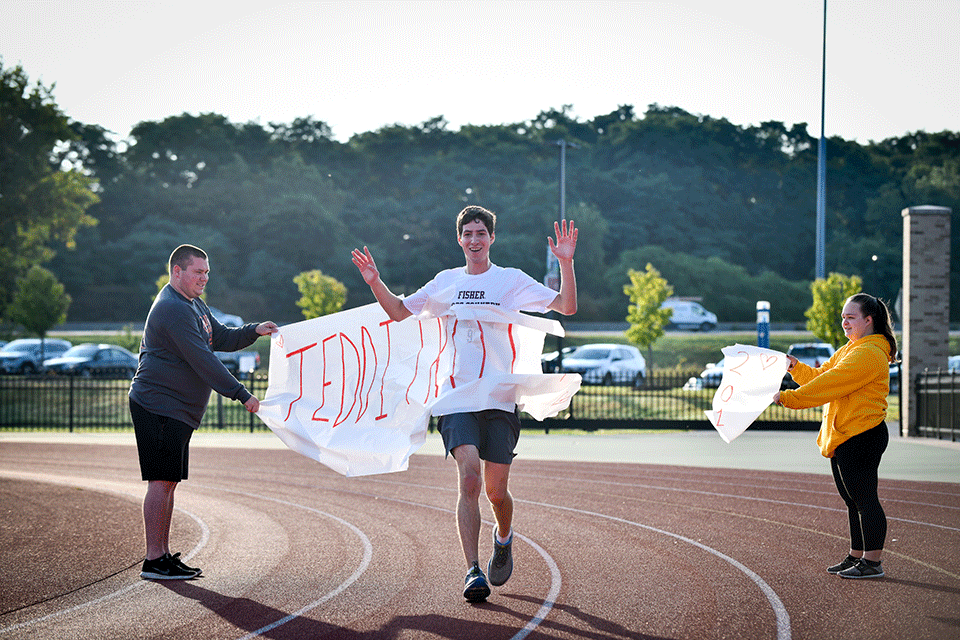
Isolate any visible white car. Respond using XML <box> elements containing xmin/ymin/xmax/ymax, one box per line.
<box><xmin>783</xmin><ymin>343</ymin><xmax>836</xmax><ymax>389</ymax></box>
<box><xmin>559</xmin><ymin>343</ymin><xmax>646</xmax><ymax>387</ymax></box>
<box><xmin>209</xmin><ymin>307</ymin><xmax>244</xmax><ymax>328</ymax></box>
<box><xmin>787</xmin><ymin>343</ymin><xmax>835</xmax><ymax>368</ymax></box>
<box><xmin>662</xmin><ymin>299</ymin><xmax>718</xmax><ymax>332</ymax></box>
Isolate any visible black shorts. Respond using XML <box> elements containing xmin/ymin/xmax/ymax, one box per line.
<box><xmin>437</xmin><ymin>409</ymin><xmax>521</xmax><ymax>465</ymax></box>
<box><xmin>130</xmin><ymin>399</ymin><xmax>194</xmax><ymax>482</ymax></box>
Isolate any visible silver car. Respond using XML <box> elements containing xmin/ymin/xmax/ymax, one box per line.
<box><xmin>559</xmin><ymin>343</ymin><xmax>646</xmax><ymax>387</ymax></box>
<box><xmin>0</xmin><ymin>338</ymin><xmax>72</xmax><ymax>374</ymax></box>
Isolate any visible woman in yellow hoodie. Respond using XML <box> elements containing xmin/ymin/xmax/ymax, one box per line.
<box><xmin>774</xmin><ymin>293</ymin><xmax>898</xmax><ymax>579</ymax></box>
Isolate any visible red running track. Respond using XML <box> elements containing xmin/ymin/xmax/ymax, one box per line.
<box><xmin>1</xmin><ymin>440</ymin><xmax>958</xmax><ymax>639</ymax></box>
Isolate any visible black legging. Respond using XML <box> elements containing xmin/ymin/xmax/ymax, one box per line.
<box><xmin>830</xmin><ymin>422</ymin><xmax>889</xmax><ymax>552</ymax></box>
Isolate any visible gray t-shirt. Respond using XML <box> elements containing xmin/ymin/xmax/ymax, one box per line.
<box><xmin>130</xmin><ymin>285</ymin><xmax>259</xmax><ymax>428</ymax></box>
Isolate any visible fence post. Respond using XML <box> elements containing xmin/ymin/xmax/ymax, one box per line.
<box><xmin>68</xmin><ymin>374</ymin><xmax>75</xmax><ymax>433</ymax></box>
<box><xmin>249</xmin><ymin>374</ymin><xmax>258</xmax><ymax>433</ymax></box>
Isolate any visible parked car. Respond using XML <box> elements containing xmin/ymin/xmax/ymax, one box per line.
<box><xmin>209</xmin><ymin>307</ymin><xmax>244</xmax><ymax>327</ymax></box>
<box><xmin>691</xmin><ymin>358</ymin><xmax>726</xmax><ymax>389</ymax></box>
<box><xmin>540</xmin><ymin>346</ymin><xmax>577</xmax><ymax>373</ymax></box>
<box><xmin>43</xmin><ymin>343</ymin><xmax>138</xmax><ymax>378</ymax></box>
<box><xmin>781</xmin><ymin>342</ymin><xmax>835</xmax><ymax>390</ymax></box>
<box><xmin>216</xmin><ymin>350</ymin><xmax>261</xmax><ymax>379</ymax></box>
<box><xmin>685</xmin><ymin>353</ymin><xmax>804</xmax><ymax>392</ymax></box>
<box><xmin>559</xmin><ymin>343</ymin><xmax>646</xmax><ymax>387</ymax></box>
<box><xmin>0</xmin><ymin>338</ymin><xmax>72</xmax><ymax>374</ymax></box>
<box><xmin>662</xmin><ymin>299</ymin><xmax>717</xmax><ymax>332</ymax></box>
<box><xmin>787</xmin><ymin>343</ymin><xmax>835</xmax><ymax>367</ymax></box>
<box><xmin>888</xmin><ymin>362</ymin><xmax>901</xmax><ymax>394</ymax></box>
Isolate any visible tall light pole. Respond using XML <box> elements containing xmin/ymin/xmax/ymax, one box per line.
<box><xmin>545</xmin><ymin>139</ymin><xmax>578</xmax><ymax>291</ymax></box>
<box><xmin>547</xmin><ymin>139</ymin><xmax>577</xmax><ymax>371</ymax></box>
<box><xmin>815</xmin><ymin>0</ymin><xmax>827</xmax><ymax>279</ymax></box>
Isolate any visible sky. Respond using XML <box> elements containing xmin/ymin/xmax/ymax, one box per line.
<box><xmin>3</xmin><ymin>0</ymin><xmax>959</xmax><ymax>143</ymax></box>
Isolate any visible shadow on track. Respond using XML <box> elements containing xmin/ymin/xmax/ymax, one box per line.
<box><xmin>501</xmin><ymin>593</ymin><xmax>677</xmax><ymax>640</ymax></box>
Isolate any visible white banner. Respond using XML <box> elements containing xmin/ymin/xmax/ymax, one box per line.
<box><xmin>256</xmin><ymin>303</ymin><xmax>581</xmax><ymax>476</ymax></box>
<box><xmin>705</xmin><ymin>344</ymin><xmax>789</xmax><ymax>443</ymax></box>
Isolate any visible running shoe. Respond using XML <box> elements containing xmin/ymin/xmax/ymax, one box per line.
<box><xmin>463</xmin><ymin>562</ymin><xmax>491</xmax><ymax>602</ymax></box>
<box><xmin>487</xmin><ymin>527</ymin><xmax>513</xmax><ymax>586</ymax></box>
<box><xmin>838</xmin><ymin>559</ymin><xmax>885</xmax><ymax>579</ymax></box>
<box><xmin>140</xmin><ymin>553</ymin><xmax>200</xmax><ymax>580</ymax></box>
<box><xmin>171</xmin><ymin>552</ymin><xmax>202</xmax><ymax>576</ymax></box>
<box><xmin>827</xmin><ymin>555</ymin><xmax>860</xmax><ymax>574</ymax></box>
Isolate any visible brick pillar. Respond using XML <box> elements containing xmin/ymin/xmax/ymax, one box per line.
<box><xmin>901</xmin><ymin>205</ymin><xmax>952</xmax><ymax>436</ymax></box>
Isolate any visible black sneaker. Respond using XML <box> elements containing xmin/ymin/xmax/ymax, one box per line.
<box><xmin>827</xmin><ymin>555</ymin><xmax>860</xmax><ymax>574</ymax></box>
<box><xmin>838</xmin><ymin>559</ymin><xmax>885</xmax><ymax>579</ymax></box>
<box><xmin>463</xmin><ymin>562</ymin><xmax>491</xmax><ymax>602</ymax></box>
<box><xmin>171</xmin><ymin>552</ymin><xmax>202</xmax><ymax>576</ymax></box>
<box><xmin>487</xmin><ymin>527</ymin><xmax>513</xmax><ymax>586</ymax></box>
<box><xmin>141</xmin><ymin>553</ymin><xmax>200</xmax><ymax>580</ymax></box>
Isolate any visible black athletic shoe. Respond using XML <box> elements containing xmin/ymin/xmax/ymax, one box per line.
<box><xmin>140</xmin><ymin>553</ymin><xmax>200</xmax><ymax>580</ymax></box>
<box><xmin>487</xmin><ymin>527</ymin><xmax>513</xmax><ymax>587</ymax></box>
<box><xmin>463</xmin><ymin>562</ymin><xmax>491</xmax><ymax>602</ymax></box>
<box><xmin>838</xmin><ymin>559</ymin><xmax>885</xmax><ymax>579</ymax></box>
<box><xmin>171</xmin><ymin>552</ymin><xmax>202</xmax><ymax>576</ymax></box>
<box><xmin>827</xmin><ymin>555</ymin><xmax>860</xmax><ymax>574</ymax></box>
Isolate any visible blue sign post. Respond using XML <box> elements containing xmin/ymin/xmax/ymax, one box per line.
<box><xmin>757</xmin><ymin>301</ymin><xmax>770</xmax><ymax>349</ymax></box>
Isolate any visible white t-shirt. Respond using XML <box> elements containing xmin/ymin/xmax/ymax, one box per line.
<box><xmin>403</xmin><ymin>264</ymin><xmax>558</xmax><ymax>392</ymax></box>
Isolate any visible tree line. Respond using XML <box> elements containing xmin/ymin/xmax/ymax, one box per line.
<box><xmin>3</xmin><ymin>60</ymin><xmax>958</xmax><ymax>330</ymax></box>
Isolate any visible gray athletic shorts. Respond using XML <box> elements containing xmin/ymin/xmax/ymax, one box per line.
<box><xmin>130</xmin><ymin>399</ymin><xmax>194</xmax><ymax>482</ymax></box>
<box><xmin>437</xmin><ymin>409</ymin><xmax>521</xmax><ymax>465</ymax></box>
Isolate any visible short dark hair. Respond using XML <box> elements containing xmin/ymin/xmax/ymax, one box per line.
<box><xmin>169</xmin><ymin>244</ymin><xmax>207</xmax><ymax>276</ymax></box>
<box><xmin>456</xmin><ymin>205</ymin><xmax>496</xmax><ymax>237</ymax></box>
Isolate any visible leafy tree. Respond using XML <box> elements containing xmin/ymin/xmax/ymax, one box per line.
<box><xmin>624</xmin><ymin>264</ymin><xmax>674</xmax><ymax>369</ymax></box>
<box><xmin>0</xmin><ymin>61</ymin><xmax>98</xmax><ymax>318</ymax></box>
<box><xmin>8</xmin><ymin>266</ymin><xmax>71</xmax><ymax>341</ymax></box>
<box><xmin>294</xmin><ymin>270</ymin><xmax>347</xmax><ymax>319</ymax></box>
<box><xmin>805</xmin><ymin>272</ymin><xmax>862</xmax><ymax>348</ymax></box>
<box><xmin>38</xmin><ymin>94</ymin><xmax>960</xmax><ymax>323</ymax></box>
<box><xmin>611</xmin><ymin>246</ymin><xmax>811</xmax><ymax>323</ymax></box>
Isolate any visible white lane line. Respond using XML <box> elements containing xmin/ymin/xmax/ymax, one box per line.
<box><xmin>513</xmin><ymin>470</ymin><xmax>960</xmax><ymax>511</ymax></box>
<box><xmin>363</xmin><ymin>472</ymin><xmax>960</xmax><ymax>534</ymax></box>
<box><xmin>304</xmin><ymin>488</ymin><xmax>562</xmax><ymax>640</ymax></box>
<box><xmin>340</xmin><ymin>479</ymin><xmax>790</xmax><ymax>640</ymax></box>
<box><xmin>519</xmin><ymin>497</ymin><xmax>792</xmax><ymax>640</ymax></box>
<box><xmin>508</xmin><ymin>533</ymin><xmax>561</xmax><ymax>640</ymax></box>
<box><xmin>191</xmin><ymin>485</ymin><xmax>373</xmax><ymax>640</ymax></box>
<box><xmin>0</xmin><ymin>477</ymin><xmax>208</xmax><ymax>635</ymax></box>
<box><xmin>509</xmin><ymin>473</ymin><xmax>960</xmax><ymax>533</ymax></box>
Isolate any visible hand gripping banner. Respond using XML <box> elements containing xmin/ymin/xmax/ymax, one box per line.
<box><xmin>256</xmin><ymin>303</ymin><xmax>581</xmax><ymax>476</ymax></box>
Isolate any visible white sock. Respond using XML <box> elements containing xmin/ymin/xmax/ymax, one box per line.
<box><xmin>496</xmin><ymin>528</ymin><xmax>512</xmax><ymax>545</ymax></box>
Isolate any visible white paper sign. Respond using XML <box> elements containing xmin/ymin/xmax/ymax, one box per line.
<box><xmin>256</xmin><ymin>303</ymin><xmax>581</xmax><ymax>476</ymax></box>
<box><xmin>705</xmin><ymin>344</ymin><xmax>789</xmax><ymax>443</ymax></box>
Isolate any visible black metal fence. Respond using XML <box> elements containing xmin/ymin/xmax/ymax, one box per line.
<box><xmin>527</xmin><ymin>369</ymin><xmax>821</xmax><ymax>432</ymax></box>
<box><xmin>0</xmin><ymin>369</ymin><xmax>823</xmax><ymax>432</ymax></box>
<box><xmin>915</xmin><ymin>369</ymin><xmax>960</xmax><ymax>441</ymax></box>
<box><xmin>0</xmin><ymin>371</ymin><xmax>269</xmax><ymax>431</ymax></box>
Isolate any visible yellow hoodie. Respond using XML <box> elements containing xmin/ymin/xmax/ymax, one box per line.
<box><xmin>779</xmin><ymin>334</ymin><xmax>892</xmax><ymax>458</ymax></box>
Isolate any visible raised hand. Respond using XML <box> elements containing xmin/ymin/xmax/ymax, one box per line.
<box><xmin>351</xmin><ymin>246</ymin><xmax>381</xmax><ymax>285</ymax></box>
<box><xmin>548</xmin><ymin>219</ymin><xmax>578</xmax><ymax>261</ymax></box>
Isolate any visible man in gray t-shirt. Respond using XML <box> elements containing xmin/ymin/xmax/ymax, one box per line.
<box><xmin>130</xmin><ymin>244</ymin><xmax>277</xmax><ymax>580</ymax></box>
